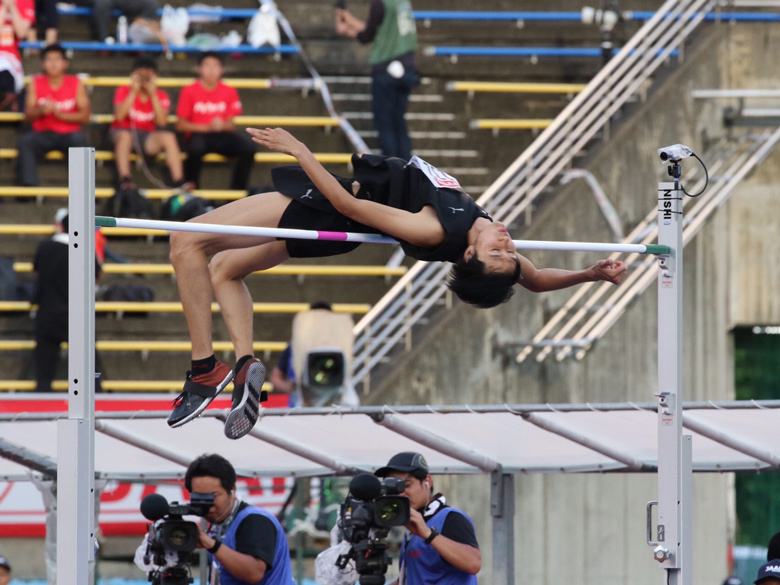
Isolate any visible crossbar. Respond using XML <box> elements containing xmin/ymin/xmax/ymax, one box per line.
<box><xmin>95</xmin><ymin>216</ymin><xmax>671</xmax><ymax>255</ymax></box>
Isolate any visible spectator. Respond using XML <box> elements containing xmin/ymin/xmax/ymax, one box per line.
<box><xmin>755</xmin><ymin>561</ymin><xmax>780</xmax><ymax>585</ymax></box>
<box><xmin>176</xmin><ymin>51</ymin><xmax>256</xmax><ymax>190</ymax></box>
<box><xmin>17</xmin><ymin>44</ymin><xmax>90</xmax><ymax>187</ymax></box>
<box><xmin>375</xmin><ymin>452</ymin><xmax>481</xmax><ymax>584</ymax></box>
<box><xmin>0</xmin><ymin>555</ymin><xmax>9</xmax><ymax>585</ymax></box>
<box><xmin>0</xmin><ymin>0</ymin><xmax>35</xmax><ymax>111</ymax></box>
<box><xmin>92</xmin><ymin>0</ymin><xmax>159</xmax><ymax>44</ymax></box>
<box><xmin>111</xmin><ymin>55</ymin><xmax>190</xmax><ymax>191</ymax></box>
<box><xmin>26</xmin><ymin>0</ymin><xmax>58</xmax><ymax>47</ymax></box>
<box><xmin>335</xmin><ymin>0</ymin><xmax>419</xmax><ymax>160</ymax></box>
<box><xmin>33</xmin><ymin>209</ymin><xmax>103</xmax><ymax>392</ymax></box>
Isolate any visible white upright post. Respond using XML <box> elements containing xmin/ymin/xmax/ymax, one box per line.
<box><xmin>58</xmin><ymin>148</ymin><xmax>97</xmax><ymax>584</ymax></box>
<box><xmin>653</xmin><ymin>170</ymin><xmax>693</xmax><ymax>585</ymax></box>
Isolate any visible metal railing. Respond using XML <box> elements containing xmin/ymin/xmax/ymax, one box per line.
<box><xmin>351</xmin><ymin>0</ymin><xmax>713</xmax><ymax>391</ymax></box>
<box><xmin>514</xmin><ymin>126</ymin><xmax>780</xmax><ymax>362</ymax></box>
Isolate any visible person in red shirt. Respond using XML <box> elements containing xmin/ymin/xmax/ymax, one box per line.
<box><xmin>17</xmin><ymin>44</ymin><xmax>90</xmax><ymax>186</ymax></box>
<box><xmin>176</xmin><ymin>51</ymin><xmax>256</xmax><ymax>190</ymax></box>
<box><xmin>0</xmin><ymin>0</ymin><xmax>34</xmax><ymax>110</ymax></box>
<box><xmin>111</xmin><ymin>55</ymin><xmax>189</xmax><ymax>191</ymax></box>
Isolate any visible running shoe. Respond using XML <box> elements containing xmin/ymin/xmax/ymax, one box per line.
<box><xmin>223</xmin><ymin>358</ymin><xmax>268</xmax><ymax>440</ymax></box>
<box><xmin>167</xmin><ymin>361</ymin><xmax>234</xmax><ymax>428</ymax></box>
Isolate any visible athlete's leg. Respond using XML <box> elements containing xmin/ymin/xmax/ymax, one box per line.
<box><xmin>168</xmin><ymin>191</ymin><xmax>291</xmax><ymax>360</ymax></box>
<box><xmin>209</xmin><ymin>240</ymin><xmax>290</xmax><ymax>359</ymax></box>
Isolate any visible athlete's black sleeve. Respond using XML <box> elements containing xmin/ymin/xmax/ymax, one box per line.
<box><xmin>233</xmin><ymin>512</ymin><xmax>278</xmax><ymax>568</ymax></box>
<box><xmin>440</xmin><ymin>512</ymin><xmax>479</xmax><ymax>548</ymax></box>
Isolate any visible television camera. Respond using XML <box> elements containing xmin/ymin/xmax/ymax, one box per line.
<box><xmin>139</xmin><ymin>492</ymin><xmax>214</xmax><ymax>585</ymax></box>
<box><xmin>336</xmin><ymin>474</ymin><xmax>411</xmax><ymax>585</ymax></box>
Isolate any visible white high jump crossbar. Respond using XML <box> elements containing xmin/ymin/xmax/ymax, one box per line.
<box><xmin>94</xmin><ymin>216</ymin><xmax>671</xmax><ymax>256</ymax></box>
<box><xmin>64</xmin><ymin>148</ymin><xmax>689</xmax><ymax>585</ymax></box>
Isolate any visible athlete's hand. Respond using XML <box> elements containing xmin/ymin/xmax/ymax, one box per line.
<box><xmin>246</xmin><ymin>127</ymin><xmax>303</xmax><ymax>157</ymax></box>
<box><xmin>590</xmin><ymin>258</ymin><xmax>627</xmax><ymax>285</ymax></box>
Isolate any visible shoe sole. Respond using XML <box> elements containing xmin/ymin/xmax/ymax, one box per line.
<box><xmin>168</xmin><ymin>370</ymin><xmax>234</xmax><ymax>428</ymax></box>
<box><xmin>224</xmin><ymin>361</ymin><xmax>266</xmax><ymax>440</ymax></box>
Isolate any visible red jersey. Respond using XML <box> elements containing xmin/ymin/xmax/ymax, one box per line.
<box><xmin>176</xmin><ymin>81</ymin><xmax>242</xmax><ymax>126</ymax></box>
<box><xmin>0</xmin><ymin>0</ymin><xmax>34</xmax><ymax>62</ymax></box>
<box><xmin>32</xmin><ymin>75</ymin><xmax>83</xmax><ymax>134</ymax></box>
<box><xmin>111</xmin><ymin>85</ymin><xmax>171</xmax><ymax>132</ymax></box>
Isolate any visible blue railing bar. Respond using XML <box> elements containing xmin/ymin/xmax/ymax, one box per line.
<box><xmin>425</xmin><ymin>46</ymin><xmax>680</xmax><ymax>58</ymax></box>
<box><xmin>57</xmin><ymin>7</ymin><xmax>261</xmax><ymax>18</ymax></box>
<box><xmin>19</xmin><ymin>41</ymin><xmax>299</xmax><ymax>54</ymax></box>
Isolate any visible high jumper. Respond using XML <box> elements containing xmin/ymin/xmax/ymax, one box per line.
<box><xmin>165</xmin><ymin>127</ymin><xmax>627</xmax><ymax>438</ymax></box>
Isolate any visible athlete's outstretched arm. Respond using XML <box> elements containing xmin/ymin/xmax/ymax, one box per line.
<box><xmin>247</xmin><ymin>127</ymin><xmax>445</xmax><ymax>248</ymax></box>
<box><xmin>516</xmin><ymin>254</ymin><xmax>626</xmax><ymax>293</ymax></box>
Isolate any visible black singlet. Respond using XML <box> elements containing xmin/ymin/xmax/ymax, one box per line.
<box><xmin>272</xmin><ymin>154</ymin><xmax>491</xmax><ymax>261</ymax></box>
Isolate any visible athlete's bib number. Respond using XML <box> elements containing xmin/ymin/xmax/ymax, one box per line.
<box><xmin>407</xmin><ymin>156</ymin><xmax>465</xmax><ymax>193</ymax></box>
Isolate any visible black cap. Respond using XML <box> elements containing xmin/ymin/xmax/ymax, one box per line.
<box><xmin>0</xmin><ymin>555</ymin><xmax>10</xmax><ymax>571</ymax></box>
<box><xmin>375</xmin><ymin>452</ymin><xmax>429</xmax><ymax>477</ymax></box>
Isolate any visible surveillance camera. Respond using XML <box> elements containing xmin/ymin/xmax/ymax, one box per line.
<box><xmin>658</xmin><ymin>144</ymin><xmax>693</xmax><ymax>162</ymax></box>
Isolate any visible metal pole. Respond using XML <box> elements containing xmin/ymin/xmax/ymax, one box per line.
<box><xmin>58</xmin><ymin>147</ymin><xmax>97</xmax><ymax>584</ymax></box>
<box><xmin>491</xmin><ymin>472</ymin><xmax>515</xmax><ymax>585</ymax></box>
<box><xmin>653</xmin><ymin>171</ymin><xmax>692</xmax><ymax>585</ymax></box>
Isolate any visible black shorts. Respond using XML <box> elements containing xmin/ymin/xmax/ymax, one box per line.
<box><xmin>276</xmin><ymin>174</ymin><xmax>376</xmax><ymax>258</ymax></box>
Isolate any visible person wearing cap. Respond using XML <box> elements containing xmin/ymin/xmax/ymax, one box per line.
<box><xmin>0</xmin><ymin>555</ymin><xmax>11</xmax><ymax>585</ymax></box>
<box><xmin>375</xmin><ymin>451</ymin><xmax>481</xmax><ymax>584</ymax></box>
<box><xmin>769</xmin><ymin>530</ymin><xmax>780</xmax><ymax>561</ymax></box>
<box><xmin>756</xmin><ymin>560</ymin><xmax>780</xmax><ymax>585</ymax></box>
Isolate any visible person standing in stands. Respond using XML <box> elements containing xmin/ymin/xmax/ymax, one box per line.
<box><xmin>176</xmin><ymin>51</ymin><xmax>256</xmax><ymax>190</ymax></box>
<box><xmin>33</xmin><ymin>209</ymin><xmax>103</xmax><ymax>392</ymax></box>
<box><xmin>111</xmin><ymin>55</ymin><xmax>190</xmax><ymax>191</ymax></box>
<box><xmin>335</xmin><ymin>0</ymin><xmax>419</xmax><ymax>160</ymax></box>
<box><xmin>0</xmin><ymin>0</ymin><xmax>34</xmax><ymax>111</ymax></box>
<box><xmin>17</xmin><ymin>44</ymin><xmax>90</xmax><ymax>186</ymax></box>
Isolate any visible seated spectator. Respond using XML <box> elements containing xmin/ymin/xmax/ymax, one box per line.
<box><xmin>176</xmin><ymin>51</ymin><xmax>256</xmax><ymax>190</ymax></box>
<box><xmin>17</xmin><ymin>44</ymin><xmax>90</xmax><ymax>186</ymax></box>
<box><xmin>111</xmin><ymin>55</ymin><xmax>190</xmax><ymax>191</ymax></box>
<box><xmin>0</xmin><ymin>0</ymin><xmax>35</xmax><ymax>111</ymax></box>
<box><xmin>26</xmin><ymin>0</ymin><xmax>58</xmax><ymax>48</ymax></box>
<box><xmin>92</xmin><ymin>0</ymin><xmax>159</xmax><ymax>44</ymax></box>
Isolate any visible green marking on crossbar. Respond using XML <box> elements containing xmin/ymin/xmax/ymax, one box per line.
<box><xmin>95</xmin><ymin>216</ymin><xmax>117</xmax><ymax>228</ymax></box>
<box><xmin>645</xmin><ymin>244</ymin><xmax>671</xmax><ymax>255</ymax></box>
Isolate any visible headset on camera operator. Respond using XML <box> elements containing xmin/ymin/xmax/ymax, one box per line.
<box><xmin>375</xmin><ymin>452</ymin><xmax>481</xmax><ymax>585</ymax></box>
<box><xmin>138</xmin><ymin>454</ymin><xmax>294</xmax><ymax>585</ymax></box>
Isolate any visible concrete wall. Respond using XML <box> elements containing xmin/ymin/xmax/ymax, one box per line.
<box><xmin>368</xmin><ymin>20</ymin><xmax>780</xmax><ymax>585</ymax></box>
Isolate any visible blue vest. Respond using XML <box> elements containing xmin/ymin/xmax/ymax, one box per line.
<box><xmin>210</xmin><ymin>504</ymin><xmax>294</xmax><ymax>585</ymax></box>
<box><xmin>401</xmin><ymin>507</ymin><xmax>478</xmax><ymax>585</ymax></box>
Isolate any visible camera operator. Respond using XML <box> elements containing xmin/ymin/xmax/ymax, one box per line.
<box><xmin>375</xmin><ymin>452</ymin><xmax>481</xmax><ymax>584</ymax></box>
<box><xmin>185</xmin><ymin>453</ymin><xmax>294</xmax><ymax>585</ymax></box>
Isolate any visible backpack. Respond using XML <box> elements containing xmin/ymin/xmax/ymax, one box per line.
<box><xmin>101</xmin><ymin>284</ymin><xmax>155</xmax><ymax>317</ymax></box>
<box><xmin>104</xmin><ymin>188</ymin><xmax>154</xmax><ymax>219</ymax></box>
<box><xmin>101</xmin><ymin>284</ymin><xmax>155</xmax><ymax>303</ymax></box>
<box><xmin>0</xmin><ymin>257</ymin><xmax>22</xmax><ymax>300</ymax></box>
<box><xmin>160</xmin><ymin>193</ymin><xmax>213</xmax><ymax>222</ymax></box>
